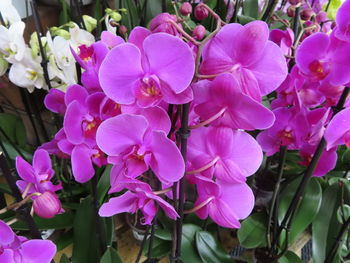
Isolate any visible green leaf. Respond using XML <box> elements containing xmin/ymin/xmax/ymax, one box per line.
<box><xmin>237</xmin><ymin>212</ymin><xmax>268</xmax><ymax>249</ymax></box>
<box><xmin>243</xmin><ymin>0</ymin><xmax>259</xmax><ymax>18</ymax></box>
<box><xmin>337</xmin><ymin>204</ymin><xmax>350</xmax><ymax>224</ymax></box>
<box><xmin>312</xmin><ymin>182</ymin><xmax>350</xmax><ymax>263</ymax></box>
<box><xmin>325</xmin><ymin>0</ymin><xmax>341</xmax><ymax>20</ymax></box>
<box><xmin>60</xmin><ymin>254</ymin><xmax>70</xmax><ymax>263</ymax></box>
<box><xmin>181</xmin><ymin>224</ymin><xmax>203</xmax><ymax>263</ymax></box>
<box><xmin>278</xmin><ymin>177</ymin><xmax>322</xmax><ymax>245</ymax></box>
<box><xmin>237</xmin><ymin>15</ymin><xmax>255</xmax><ymax>25</ymax></box>
<box><xmin>278</xmin><ymin>251</ymin><xmax>303</xmax><ymax>263</ymax></box>
<box><xmin>97</xmin><ymin>165</ymin><xmax>112</xmax><ymax>204</ymax></box>
<box><xmin>100</xmin><ymin>247</ymin><xmax>122</xmax><ymax>263</ymax></box>
<box><xmin>55</xmin><ymin>229</ymin><xmax>73</xmax><ymax>251</ymax></box>
<box><xmin>58</xmin><ymin>0</ymin><xmax>70</xmax><ymax>24</ymax></box>
<box><xmin>143</xmin><ymin>237</ymin><xmax>172</xmax><ymax>258</ymax></box>
<box><xmin>0</xmin><ymin>183</ymin><xmax>12</xmax><ymax>195</ymax></box>
<box><xmin>154</xmin><ymin>227</ymin><xmax>172</xmax><ymax>241</ymax></box>
<box><xmin>11</xmin><ymin>212</ymin><xmax>74</xmax><ymax>230</ymax></box>
<box><xmin>195</xmin><ymin>231</ymin><xmax>231</xmax><ymax>263</ymax></box>
<box><xmin>103</xmin><ymin>217</ymin><xmax>115</xmax><ymax>246</ymax></box>
<box><xmin>72</xmin><ymin>197</ymin><xmax>100</xmax><ymax>263</ymax></box>
<box><xmin>0</xmin><ymin>113</ymin><xmax>26</xmax><ymax>147</ymax></box>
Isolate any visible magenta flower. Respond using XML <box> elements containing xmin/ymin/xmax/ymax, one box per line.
<box><xmin>0</xmin><ymin>220</ymin><xmax>56</xmax><ymax>263</ymax></box>
<box><xmin>100</xmin><ymin>31</ymin><xmax>125</xmax><ymax>49</ymax></box>
<box><xmin>192</xmin><ymin>176</ymin><xmax>254</xmax><ymax>228</ymax></box>
<box><xmin>96</xmin><ymin>113</ymin><xmax>184</xmax><ymax>184</ymax></box>
<box><xmin>192</xmin><ymin>74</ymin><xmax>275</xmax><ymax>130</ymax></box>
<box><xmin>257</xmin><ymin>107</ymin><xmax>310</xmax><ymax>156</ymax></box>
<box><xmin>99</xmin><ymin>179</ymin><xmax>178</xmax><ymax>224</ymax></box>
<box><xmin>149</xmin><ymin>13</ymin><xmax>182</xmax><ymax>36</ymax></box>
<box><xmin>296</xmin><ymin>32</ymin><xmax>350</xmax><ymax>86</ymax></box>
<box><xmin>99</xmin><ymin>32</ymin><xmax>195</xmax><ymax>107</ymax></box>
<box><xmin>269</xmin><ymin>28</ymin><xmax>294</xmax><ymax>57</ymax></box>
<box><xmin>187</xmin><ymin>126</ymin><xmax>263</xmax><ymax>183</ymax></box>
<box><xmin>334</xmin><ymin>0</ymin><xmax>350</xmax><ymax>42</ymax></box>
<box><xmin>15</xmin><ymin>149</ymin><xmax>62</xmax><ymax>196</ymax></box>
<box><xmin>324</xmin><ymin>107</ymin><xmax>350</xmax><ymax>149</ymax></box>
<box><xmin>299</xmin><ymin>143</ymin><xmax>337</xmax><ymax>177</ymax></box>
<box><xmin>33</xmin><ymin>191</ymin><xmax>62</xmax><ymax>219</ymax></box>
<box><xmin>44</xmin><ymin>88</ymin><xmax>66</xmax><ymax>115</ymax></box>
<box><xmin>200</xmin><ymin>21</ymin><xmax>288</xmax><ymax>100</ymax></box>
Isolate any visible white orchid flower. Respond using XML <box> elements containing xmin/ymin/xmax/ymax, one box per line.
<box><xmin>9</xmin><ymin>48</ymin><xmax>45</xmax><ymax>92</ymax></box>
<box><xmin>0</xmin><ymin>21</ymin><xmax>26</xmax><ymax>63</ymax></box>
<box><xmin>0</xmin><ymin>0</ymin><xmax>21</xmax><ymax>26</ymax></box>
<box><xmin>105</xmin><ymin>15</ymin><xmax>116</xmax><ymax>34</ymax></box>
<box><xmin>46</xmin><ymin>31</ymin><xmax>77</xmax><ymax>88</ymax></box>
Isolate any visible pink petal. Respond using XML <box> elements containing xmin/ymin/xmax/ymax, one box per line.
<box><xmin>44</xmin><ymin>88</ymin><xmax>66</xmax><ymax>115</ymax></box>
<box><xmin>99</xmin><ymin>43</ymin><xmax>144</xmax><ymax>104</ymax></box>
<box><xmin>0</xmin><ymin>220</ymin><xmax>14</xmax><ymax>245</ymax></box>
<box><xmin>64</xmin><ymin>84</ymin><xmax>89</xmax><ymax>106</ymax></box>
<box><xmin>101</xmin><ymin>31</ymin><xmax>125</xmax><ymax>49</ymax></box>
<box><xmin>71</xmin><ymin>145</ymin><xmax>95</xmax><ymax>183</ymax></box>
<box><xmin>20</xmin><ymin>240</ymin><xmax>57</xmax><ymax>263</ymax></box>
<box><xmin>324</xmin><ymin>107</ymin><xmax>350</xmax><ymax>149</ymax></box>
<box><xmin>249</xmin><ymin>41</ymin><xmax>288</xmax><ymax>95</ymax></box>
<box><xmin>15</xmin><ymin>156</ymin><xmax>35</xmax><ymax>183</ymax></box>
<box><xmin>96</xmin><ymin>114</ymin><xmax>148</xmax><ymax>156</ymax></box>
<box><xmin>63</xmin><ymin>101</ymin><xmax>85</xmax><ymax>144</ymax></box>
<box><xmin>143</xmin><ymin>33</ymin><xmax>195</xmax><ymax>94</ymax></box>
<box><xmin>147</xmin><ymin>130</ymin><xmax>185</xmax><ymax>184</ymax></box>
<box><xmin>33</xmin><ymin>149</ymin><xmax>52</xmax><ymax>175</ymax></box>
<box><xmin>99</xmin><ymin>192</ymin><xmax>138</xmax><ymax>216</ymax></box>
<box><xmin>129</xmin><ymin>26</ymin><xmax>151</xmax><ymax>53</ymax></box>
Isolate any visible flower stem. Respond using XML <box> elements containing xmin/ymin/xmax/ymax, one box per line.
<box><xmin>325</xmin><ymin>217</ymin><xmax>350</xmax><ymax>262</ymax></box>
<box><xmin>267</xmin><ymin>146</ymin><xmax>287</xmax><ymax>249</ymax></box>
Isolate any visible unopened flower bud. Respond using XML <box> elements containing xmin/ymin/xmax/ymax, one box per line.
<box><xmin>331</xmin><ymin>21</ymin><xmax>337</xmax><ymax>29</ymax></box>
<box><xmin>33</xmin><ymin>192</ymin><xmax>61</xmax><ymax>219</ymax></box>
<box><xmin>83</xmin><ymin>15</ymin><xmax>97</xmax><ymax>32</ymax></box>
<box><xmin>287</xmin><ymin>6</ymin><xmax>296</xmax><ymax>17</ymax></box>
<box><xmin>192</xmin><ymin>25</ymin><xmax>206</xmax><ymax>40</ymax></box>
<box><xmin>300</xmin><ymin>8</ymin><xmax>314</xmax><ymax>21</ymax></box>
<box><xmin>194</xmin><ymin>4</ymin><xmax>209</xmax><ymax>20</ymax></box>
<box><xmin>316</xmin><ymin>11</ymin><xmax>327</xmax><ymax>23</ymax></box>
<box><xmin>0</xmin><ymin>54</ymin><xmax>8</xmax><ymax>76</ymax></box>
<box><xmin>111</xmin><ymin>12</ymin><xmax>122</xmax><ymax>22</ymax></box>
<box><xmin>119</xmin><ymin>25</ymin><xmax>128</xmax><ymax>35</ymax></box>
<box><xmin>180</xmin><ymin>2</ymin><xmax>193</xmax><ymax>16</ymax></box>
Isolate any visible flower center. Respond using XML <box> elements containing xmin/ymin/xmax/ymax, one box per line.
<box><xmin>309</xmin><ymin>60</ymin><xmax>329</xmax><ymax>80</ymax></box>
<box><xmin>25</xmin><ymin>69</ymin><xmax>38</xmax><ymax>81</ymax></box>
<box><xmin>278</xmin><ymin>127</ymin><xmax>294</xmax><ymax>145</ymax></box>
<box><xmin>83</xmin><ymin>117</ymin><xmax>101</xmax><ymax>138</ymax></box>
<box><xmin>78</xmin><ymin>45</ymin><xmax>94</xmax><ymax>62</ymax></box>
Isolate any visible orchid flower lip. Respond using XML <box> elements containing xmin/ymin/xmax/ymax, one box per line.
<box><xmin>186</xmin><ymin>156</ymin><xmax>220</xmax><ymax>175</ymax></box>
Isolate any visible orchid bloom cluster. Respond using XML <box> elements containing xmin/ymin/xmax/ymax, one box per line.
<box><xmin>258</xmin><ymin>0</ymin><xmax>350</xmax><ymax>176</ymax></box>
<box><xmin>0</xmin><ymin>0</ymin><xmax>117</xmax><ymax>92</ymax></box>
<box><xmin>32</xmin><ymin>1</ymin><xmax>290</xmax><ymax>228</ymax></box>
<box><xmin>0</xmin><ymin>219</ymin><xmax>56</xmax><ymax>263</ymax></box>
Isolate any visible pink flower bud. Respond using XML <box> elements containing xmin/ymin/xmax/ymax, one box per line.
<box><xmin>150</xmin><ymin>13</ymin><xmax>181</xmax><ymax>36</ymax></box>
<box><xmin>192</xmin><ymin>25</ymin><xmax>206</xmax><ymax>40</ymax></box>
<box><xmin>180</xmin><ymin>2</ymin><xmax>192</xmax><ymax>16</ymax></box>
<box><xmin>33</xmin><ymin>192</ymin><xmax>61</xmax><ymax>219</ymax></box>
<box><xmin>300</xmin><ymin>8</ymin><xmax>314</xmax><ymax>21</ymax></box>
<box><xmin>194</xmin><ymin>4</ymin><xmax>209</xmax><ymax>20</ymax></box>
<box><xmin>287</xmin><ymin>6</ymin><xmax>296</xmax><ymax>18</ymax></box>
<box><xmin>316</xmin><ymin>11</ymin><xmax>327</xmax><ymax>23</ymax></box>
<box><xmin>118</xmin><ymin>25</ymin><xmax>128</xmax><ymax>35</ymax></box>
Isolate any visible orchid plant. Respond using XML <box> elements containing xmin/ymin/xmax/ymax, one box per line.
<box><xmin>0</xmin><ymin>0</ymin><xmax>350</xmax><ymax>262</ymax></box>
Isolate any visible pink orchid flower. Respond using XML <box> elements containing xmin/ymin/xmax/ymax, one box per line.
<box><xmin>96</xmin><ymin>113</ymin><xmax>185</xmax><ymax>184</ymax></box>
<box><xmin>324</xmin><ymin>107</ymin><xmax>350</xmax><ymax>149</ymax></box>
<box><xmin>200</xmin><ymin>21</ymin><xmax>288</xmax><ymax>101</ymax></box>
<box><xmin>99</xmin><ymin>32</ymin><xmax>195</xmax><ymax>107</ymax></box>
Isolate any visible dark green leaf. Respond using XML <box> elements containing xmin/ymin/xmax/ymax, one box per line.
<box><xmin>11</xmin><ymin>212</ymin><xmax>74</xmax><ymax>230</ymax></box>
<box><xmin>195</xmin><ymin>231</ymin><xmax>231</xmax><ymax>263</ymax></box>
<box><xmin>103</xmin><ymin>217</ymin><xmax>115</xmax><ymax>246</ymax></box>
<box><xmin>59</xmin><ymin>254</ymin><xmax>70</xmax><ymax>263</ymax></box>
<box><xmin>55</xmin><ymin>229</ymin><xmax>73</xmax><ymax>251</ymax></box>
<box><xmin>237</xmin><ymin>15</ymin><xmax>255</xmax><ymax>25</ymax></box>
<box><xmin>181</xmin><ymin>224</ymin><xmax>203</xmax><ymax>263</ymax></box>
<box><xmin>278</xmin><ymin>177</ymin><xmax>322</xmax><ymax>245</ymax></box>
<box><xmin>0</xmin><ymin>113</ymin><xmax>26</xmax><ymax>147</ymax></box>
<box><xmin>72</xmin><ymin>197</ymin><xmax>100</xmax><ymax>263</ymax></box>
<box><xmin>97</xmin><ymin>165</ymin><xmax>112</xmax><ymax>204</ymax></box>
<box><xmin>154</xmin><ymin>227</ymin><xmax>172</xmax><ymax>241</ymax></box>
<box><xmin>237</xmin><ymin>212</ymin><xmax>268</xmax><ymax>249</ymax></box>
<box><xmin>278</xmin><ymin>251</ymin><xmax>302</xmax><ymax>263</ymax></box>
<box><xmin>243</xmin><ymin>0</ymin><xmax>259</xmax><ymax>18</ymax></box>
<box><xmin>0</xmin><ymin>183</ymin><xmax>12</xmax><ymax>195</ymax></box>
<box><xmin>143</xmin><ymin>237</ymin><xmax>172</xmax><ymax>258</ymax></box>
<box><xmin>100</xmin><ymin>247</ymin><xmax>122</xmax><ymax>263</ymax></box>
